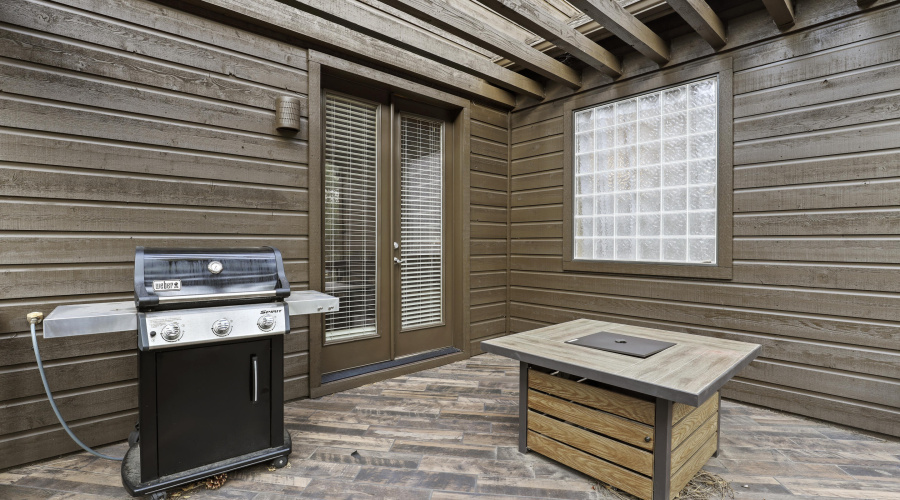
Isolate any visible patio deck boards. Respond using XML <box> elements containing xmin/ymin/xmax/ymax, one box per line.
<box><xmin>2</xmin><ymin>353</ymin><xmax>898</xmax><ymax>499</ymax></box>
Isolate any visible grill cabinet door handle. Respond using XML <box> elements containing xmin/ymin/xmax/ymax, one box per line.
<box><xmin>251</xmin><ymin>355</ymin><xmax>258</xmax><ymax>403</ymax></box>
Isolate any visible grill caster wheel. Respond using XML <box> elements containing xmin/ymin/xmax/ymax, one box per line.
<box><xmin>128</xmin><ymin>430</ymin><xmax>140</xmax><ymax>447</ymax></box>
<box><xmin>148</xmin><ymin>492</ymin><xmax>167</xmax><ymax>500</ymax></box>
<box><xmin>271</xmin><ymin>456</ymin><xmax>288</xmax><ymax>469</ymax></box>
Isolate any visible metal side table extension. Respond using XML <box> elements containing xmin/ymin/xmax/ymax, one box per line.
<box><xmin>480</xmin><ymin>319</ymin><xmax>760</xmax><ymax>500</ymax></box>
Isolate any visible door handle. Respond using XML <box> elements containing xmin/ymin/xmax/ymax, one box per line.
<box><xmin>393</xmin><ymin>257</ymin><xmax>405</xmax><ymax>265</ymax></box>
<box><xmin>251</xmin><ymin>355</ymin><xmax>258</xmax><ymax>403</ymax></box>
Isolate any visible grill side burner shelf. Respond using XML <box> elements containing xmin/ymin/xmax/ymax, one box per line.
<box><xmin>43</xmin><ymin>247</ymin><xmax>338</xmax><ymax>499</ymax></box>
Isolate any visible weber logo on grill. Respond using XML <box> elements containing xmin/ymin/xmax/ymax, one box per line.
<box><xmin>152</xmin><ymin>280</ymin><xmax>182</xmax><ymax>292</ymax></box>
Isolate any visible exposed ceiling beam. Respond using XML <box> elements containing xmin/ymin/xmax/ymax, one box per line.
<box><xmin>478</xmin><ymin>0</ymin><xmax>622</xmax><ymax>77</ymax></box>
<box><xmin>184</xmin><ymin>0</ymin><xmax>517</xmax><ymax>107</ymax></box>
<box><xmin>377</xmin><ymin>0</ymin><xmax>584</xmax><ymax>89</ymax></box>
<box><xmin>493</xmin><ymin>0</ymin><xmax>673</xmax><ymax>69</ymax></box>
<box><xmin>761</xmin><ymin>0</ymin><xmax>795</xmax><ymax>28</ymax></box>
<box><xmin>283</xmin><ymin>0</ymin><xmax>544</xmax><ymax>98</ymax></box>
<box><xmin>357</xmin><ymin>0</ymin><xmax>495</xmax><ymax>58</ymax></box>
<box><xmin>666</xmin><ymin>0</ymin><xmax>726</xmax><ymax>49</ymax></box>
<box><xmin>567</xmin><ymin>0</ymin><xmax>669</xmax><ymax>64</ymax></box>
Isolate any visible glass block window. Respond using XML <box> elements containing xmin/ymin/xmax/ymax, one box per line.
<box><xmin>573</xmin><ymin>77</ymin><xmax>718</xmax><ymax>264</ymax></box>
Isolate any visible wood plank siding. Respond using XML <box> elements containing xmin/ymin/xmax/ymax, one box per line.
<box><xmin>0</xmin><ymin>0</ymin><xmax>312</xmax><ymax>469</ymax></box>
<box><xmin>509</xmin><ymin>1</ymin><xmax>900</xmax><ymax>438</ymax></box>
<box><xmin>469</xmin><ymin>104</ymin><xmax>511</xmax><ymax>354</ymax></box>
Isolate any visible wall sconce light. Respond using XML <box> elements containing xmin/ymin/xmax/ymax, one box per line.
<box><xmin>275</xmin><ymin>95</ymin><xmax>303</xmax><ymax>133</ymax></box>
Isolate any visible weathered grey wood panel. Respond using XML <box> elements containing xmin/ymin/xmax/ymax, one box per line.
<box><xmin>0</xmin><ymin>0</ymin><xmax>313</xmax><ymax>468</ymax></box>
<box><xmin>508</xmin><ymin>0</ymin><xmax>900</xmax><ymax>437</ymax></box>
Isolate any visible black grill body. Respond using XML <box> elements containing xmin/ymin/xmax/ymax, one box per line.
<box><xmin>122</xmin><ymin>247</ymin><xmax>292</xmax><ymax>497</ymax></box>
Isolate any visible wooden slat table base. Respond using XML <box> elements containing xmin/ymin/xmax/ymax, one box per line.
<box><xmin>521</xmin><ymin>367</ymin><xmax>719</xmax><ymax>500</ymax></box>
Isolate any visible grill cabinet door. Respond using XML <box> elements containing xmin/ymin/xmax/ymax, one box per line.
<box><xmin>155</xmin><ymin>339</ymin><xmax>271</xmax><ymax>476</ymax></box>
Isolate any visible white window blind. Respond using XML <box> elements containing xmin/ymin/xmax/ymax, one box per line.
<box><xmin>400</xmin><ymin>115</ymin><xmax>443</xmax><ymax>329</ymax></box>
<box><xmin>324</xmin><ymin>94</ymin><xmax>379</xmax><ymax>342</ymax></box>
<box><xmin>573</xmin><ymin>77</ymin><xmax>718</xmax><ymax>264</ymax></box>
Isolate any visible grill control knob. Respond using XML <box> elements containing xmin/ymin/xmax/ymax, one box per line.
<box><xmin>257</xmin><ymin>315</ymin><xmax>276</xmax><ymax>332</ymax></box>
<box><xmin>160</xmin><ymin>323</ymin><xmax>182</xmax><ymax>342</ymax></box>
<box><xmin>211</xmin><ymin>319</ymin><xmax>232</xmax><ymax>337</ymax></box>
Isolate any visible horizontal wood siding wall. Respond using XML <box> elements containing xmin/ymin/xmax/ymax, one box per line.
<box><xmin>509</xmin><ymin>2</ymin><xmax>900</xmax><ymax>437</ymax></box>
<box><xmin>0</xmin><ymin>0</ymin><xmax>310</xmax><ymax>468</ymax></box>
<box><xmin>470</xmin><ymin>104</ymin><xmax>510</xmax><ymax>354</ymax></box>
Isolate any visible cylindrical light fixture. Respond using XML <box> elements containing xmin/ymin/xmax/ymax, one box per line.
<box><xmin>275</xmin><ymin>95</ymin><xmax>303</xmax><ymax>133</ymax></box>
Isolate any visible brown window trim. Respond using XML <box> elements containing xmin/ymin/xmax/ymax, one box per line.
<box><xmin>562</xmin><ymin>57</ymin><xmax>734</xmax><ymax>280</ymax></box>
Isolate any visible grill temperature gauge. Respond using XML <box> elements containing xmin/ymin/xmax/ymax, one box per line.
<box><xmin>257</xmin><ymin>315</ymin><xmax>276</xmax><ymax>332</ymax></box>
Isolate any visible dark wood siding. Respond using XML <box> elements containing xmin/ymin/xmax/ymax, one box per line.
<box><xmin>469</xmin><ymin>104</ymin><xmax>510</xmax><ymax>354</ymax></box>
<box><xmin>0</xmin><ymin>0</ymin><xmax>310</xmax><ymax>468</ymax></box>
<box><xmin>509</xmin><ymin>2</ymin><xmax>900</xmax><ymax>437</ymax></box>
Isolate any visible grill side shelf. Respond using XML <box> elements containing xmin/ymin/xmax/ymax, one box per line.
<box><xmin>43</xmin><ymin>291</ymin><xmax>338</xmax><ymax>338</ymax></box>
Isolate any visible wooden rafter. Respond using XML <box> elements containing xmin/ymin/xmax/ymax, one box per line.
<box><xmin>666</xmin><ymin>0</ymin><xmax>726</xmax><ymax>49</ymax></box>
<box><xmin>761</xmin><ymin>0</ymin><xmax>795</xmax><ymax>28</ymax></box>
<box><xmin>493</xmin><ymin>0</ymin><xmax>673</xmax><ymax>68</ymax></box>
<box><xmin>377</xmin><ymin>0</ymin><xmax>584</xmax><ymax>89</ymax></box>
<box><xmin>283</xmin><ymin>0</ymin><xmax>544</xmax><ymax>98</ymax></box>
<box><xmin>568</xmin><ymin>0</ymin><xmax>669</xmax><ymax>64</ymax></box>
<box><xmin>478</xmin><ymin>0</ymin><xmax>622</xmax><ymax>77</ymax></box>
<box><xmin>184</xmin><ymin>0</ymin><xmax>517</xmax><ymax>107</ymax></box>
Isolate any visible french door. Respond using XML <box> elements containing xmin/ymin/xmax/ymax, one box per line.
<box><xmin>320</xmin><ymin>90</ymin><xmax>454</xmax><ymax>375</ymax></box>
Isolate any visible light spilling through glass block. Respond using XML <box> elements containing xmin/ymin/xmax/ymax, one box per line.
<box><xmin>573</xmin><ymin>77</ymin><xmax>717</xmax><ymax>264</ymax></box>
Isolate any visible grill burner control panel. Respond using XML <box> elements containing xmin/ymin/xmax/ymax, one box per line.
<box><xmin>138</xmin><ymin>303</ymin><xmax>290</xmax><ymax>351</ymax></box>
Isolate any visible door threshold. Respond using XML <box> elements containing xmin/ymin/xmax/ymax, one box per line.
<box><xmin>321</xmin><ymin>347</ymin><xmax>462</xmax><ymax>384</ymax></box>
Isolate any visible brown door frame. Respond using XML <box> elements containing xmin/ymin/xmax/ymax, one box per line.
<box><xmin>307</xmin><ymin>51</ymin><xmax>471</xmax><ymax>398</ymax></box>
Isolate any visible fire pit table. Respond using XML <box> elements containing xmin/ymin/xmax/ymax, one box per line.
<box><xmin>480</xmin><ymin>319</ymin><xmax>760</xmax><ymax>500</ymax></box>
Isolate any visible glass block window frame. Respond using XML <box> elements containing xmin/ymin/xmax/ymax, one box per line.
<box><xmin>562</xmin><ymin>61</ymin><xmax>733</xmax><ymax>280</ymax></box>
<box><xmin>573</xmin><ymin>77</ymin><xmax>718</xmax><ymax>264</ymax></box>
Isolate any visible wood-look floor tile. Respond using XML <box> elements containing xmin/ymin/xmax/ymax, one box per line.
<box><xmin>288</xmin><ymin>431</ymin><xmax>394</xmax><ymax>452</ymax></box>
<box><xmin>476</xmin><ymin>476</ymin><xmax>602</xmax><ymax>499</ymax></box>
<box><xmin>431</xmin><ymin>491</ymin><xmax>551</xmax><ymax>500</ymax></box>
<box><xmin>777</xmin><ymin>478</ymin><xmax>900</xmax><ymax>499</ymax></box>
<box><xmin>0</xmin><ymin>485</ymin><xmax>57</xmax><ymax>499</ymax></box>
<box><xmin>391</xmin><ymin>440</ymin><xmax>497</xmax><ymax>459</ymax></box>
<box><xmin>299</xmin><ymin>477</ymin><xmax>432</xmax><ymax>499</ymax></box>
<box><xmin>307</xmin><ymin>446</ymin><xmax>421</xmax><ymax>469</ymax></box>
<box><xmin>489</xmin><ymin>422</ymin><xmax>520</xmax><ymax>436</ymax></box>
<box><xmin>418</xmin><ymin>456</ymin><xmax>534</xmax><ymax>478</ymax></box>
<box><xmin>778</xmin><ymin>448</ymin><xmax>900</xmax><ymax>466</ymax></box>
<box><xmin>285</xmin><ymin>421</ymin><xmax>370</xmax><ymax>436</ymax></box>
<box><xmin>355</xmin><ymin>466</ymin><xmax>477</xmax><ymax>492</ymax></box>
<box><xmin>365</xmin><ymin>426</ymin><xmax>463</xmax><ymax>442</ymax></box>
<box><xmin>438</xmin><ymin>409</ymin><xmax>519</xmax><ymax>424</ymax></box>
<box><xmin>718</xmin><ymin>459</ymin><xmax>854</xmax><ymax>479</ymax></box>
<box><xmin>461</xmin><ymin>432</ymin><xmax>518</xmax><ymax>447</ymax></box>
<box><xmin>838</xmin><ymin>464</ymin><xmax>900</xmax><ymax>481</ymax></box>
<box><xmin>354</xmin><ymin>404</ymin><xmax>441</xmax><ymax>418</ymax></box>
<box><xmin>393</xmin><ymin>417</ymin><xmax>493</xmax><ymax>433</ymax></box>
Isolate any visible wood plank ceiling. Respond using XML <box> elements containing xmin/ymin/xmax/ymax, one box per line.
<box><xmin>207</xmin><ymin>0</ymin><xmax>793</xmax><ymax>104</ymax></box>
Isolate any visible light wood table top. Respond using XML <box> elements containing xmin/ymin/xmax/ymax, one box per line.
<box><xmin>481</xmin><ymin>319</ymin><xmax>760</xmax><ymax>406</ymax></box>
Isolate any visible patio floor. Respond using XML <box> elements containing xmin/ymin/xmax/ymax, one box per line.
<box><xmin>2</xmin><ymin>353</ymin><xmax>899</xmax><ymax>499</ymax></box>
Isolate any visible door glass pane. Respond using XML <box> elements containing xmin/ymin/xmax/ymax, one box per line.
<box><xmin>400</xmin><ymin>115</ymin><xmax>443</xmax><ymax>329</ymax></box>
<box><xmin>324</xmin><ymin>94</ymin><xmax>378</xmax><ymax>342</ymax></box>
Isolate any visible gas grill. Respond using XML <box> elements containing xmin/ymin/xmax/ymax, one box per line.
<box><xmin>43</xmin><ymin>247</ymin><xmax>338</xmax><ymax>499</ymax></box>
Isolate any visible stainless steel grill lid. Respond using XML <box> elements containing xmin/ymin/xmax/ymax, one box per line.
<box><xmin>134</xmin><ymin>247</ymin><xmax>290</xmax><ymax>310</ymax></box>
